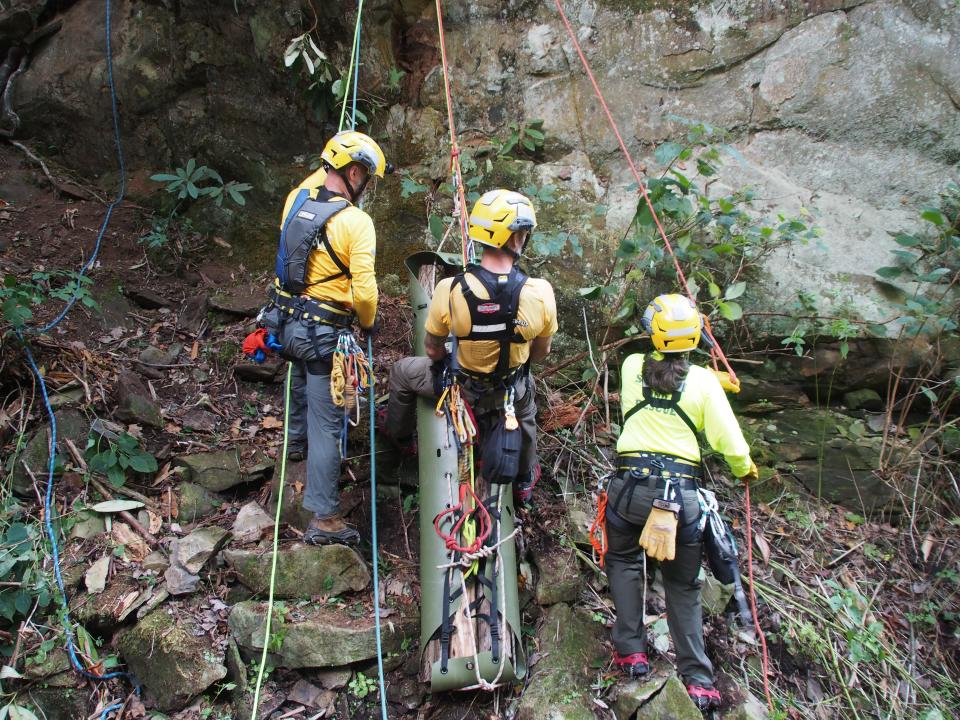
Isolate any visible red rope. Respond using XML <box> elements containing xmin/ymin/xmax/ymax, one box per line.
<box><xmin>434</xmin><ymin>0</ymin><xmax>473</xmax><ymax>266</ymax></box>
<box><xmin>743</xmin><ymin>481</ymin><xmax>774</xmax><ymax>709</ymax></box>
<box><xmin>552</xmin><ymin>0</ymin><xmax>737</xmax><ymax>385</ymax></box>
<box><xmin>433</xmin><ymin>482</ymin><xmax>492</xmax><ymax>554</ymax></box>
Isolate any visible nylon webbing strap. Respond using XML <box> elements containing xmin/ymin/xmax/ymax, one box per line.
<box><xmin>312</xmin><ymin>227</ymin><xmax>352</xmax><ymax>284</ymax></box>
<box><xmin>622</xmin><ymin>389</ymin><xmax>699</xmax><ymax>441</ymax></box>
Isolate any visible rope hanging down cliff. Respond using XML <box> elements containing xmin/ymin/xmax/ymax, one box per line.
<box><xmin>552</xmin><ymin>0</ymin><xmax>772</xmax><ymax>709</ymax></box>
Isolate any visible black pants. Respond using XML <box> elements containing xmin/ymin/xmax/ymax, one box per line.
<box><xmin>605</xmin><ymin>471</ymin><xmax>713</xmax><ymax>686</ymax></box>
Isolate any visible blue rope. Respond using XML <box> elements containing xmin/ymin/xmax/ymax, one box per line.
<box><xmin>15</xmin><ymin>0</ymin><xmax>138</xmax><ymax>700</ymax></box>
<box><xmin>367</xmin><ymin>335</ymin><xmax>388</xmax><ymax>720</ymax></box>
<box><xmin>24</xmin><ymin>0</ymin><xmax>126</xmax><ymax>336</ymax></box>
<box><xmin>99</xmin><ymin>702</ymin><xmax>124</xmax><ymax>720</ymax></box>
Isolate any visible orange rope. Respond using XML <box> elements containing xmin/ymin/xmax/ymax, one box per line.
<box><xmin>589</xmin><ymin>490</ymin><xmax>609</xmax><ymax>567</ymax></box>
<box><xmin>552</xmin><ymin>0</ymin><xmax>737</xmax><ymax>385</ymax></box>
<box><xmin>743</xmin><ymin>480</ymin><xmax>774</xmax><ymax>709</ymax></box>
<box><xmin>434</xmin><ymin>0</ymin><xmax>473</xmax><ymax>266</ymax></box>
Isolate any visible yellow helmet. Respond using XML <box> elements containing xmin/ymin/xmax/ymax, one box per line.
<box><xmin>320</xmin><ymin>131</ymin><xmax>389</xmax><ymax>178</ymax></box>
<box><xmin>467</xmin><ymin>189</ymin><xmax>537</xmax><ymax>252</ymax></box>
<box><xmin>642</xmin><ymin>294</ymin><xmax>702</xmax><ymax>353</ymax></box>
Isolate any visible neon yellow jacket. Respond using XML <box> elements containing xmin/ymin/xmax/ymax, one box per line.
<box><xmin>279</xmin><ymin>169</ymin><xmax>378</xmax><ymax>329</ymax></box>
<box><xmin>617</xmin><ymin>353</ymin><xmax>752</xmax><ymax>477</ymax></box>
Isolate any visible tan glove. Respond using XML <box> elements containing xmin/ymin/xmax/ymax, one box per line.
<box><xmin>740</xmin><ymin>461</ymin><xmax>759</xmax><ymax>483</ymax></box>
<box><xmin>711</xmin><ymin>369</ymin><xmax>741</xmax><ymax>394</ymax></box>
<box><xmin>639</xmin><ymin>500</ymin><xmax>680</xmax><ymax>561</ymax></box>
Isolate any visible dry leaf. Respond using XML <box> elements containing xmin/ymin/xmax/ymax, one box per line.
<box><xmin>85</xmin><ymin>555</ymin><xmax>111</xmax><ymax>594</ymax></box>
<box><xmin>921</xmin><ymin>534</ymin><xmax>934</xmax><ymax>562</ymax></box>
<box><xmin>190</xmin><ymin>340</ymin><xmax>199</xmax><ymax>360</ymax></box>
<box><xmin>147</xmin><ymin>510</ymin><xmax>163</xmax><ymax>535</ymax></box>
<box><xmin>261</xmin><ymin>416</ymin><xmax>283</xmax><ymax>430</ymax></box>
<box><xmin>164</xmin><ymin>422</ymin><xmax>182</xmax><ymax>434</ymax></box>
<box><xmin>754</xmin><ymin>531</ymin><xmax>771</xmax><ymax>564</ymax></box>
<box><xmin>113</xmin><ymin>522</ymin><xmax>150</xmax><ymax>562</ymax></box>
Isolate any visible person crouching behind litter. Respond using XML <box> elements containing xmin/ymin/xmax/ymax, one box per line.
<box><xmin>245</xmin><ymin>131</ymin><xmax>391</xmax><ymax>546</ymax></box>
<box><xmin>382</xmin><ymin>189</ymin><xmax>557</xmax><ymax>498</ymax></box>
<box><xmin>605</xmin><ymin>293</ymin><xmax>758</xmax><ymax>713</ymax></box>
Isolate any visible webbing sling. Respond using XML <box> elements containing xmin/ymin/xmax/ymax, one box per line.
<box><xmin>454</xmin><ymin>265</ymin><xmax>528</xmax><ymax>377</ymax></box>
<box><xmin>622</xmin><ymin>385</ymin><xmax>699</xmax><ymax>443</ymax></box>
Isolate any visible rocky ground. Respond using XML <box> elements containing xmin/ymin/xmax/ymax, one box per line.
<box><xmin>2</xmin><ymin>145</ymin><xmax>959</xmax><ymax>719</ymax></box>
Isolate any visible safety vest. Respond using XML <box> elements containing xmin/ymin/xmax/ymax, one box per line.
<box><xmin>452</xmin><ymin>265</ymin><xmax>529</xmax><ymax>377</ymax></box>
<box><xmin>275</xmin><ymin>188</ymin><xmax>351</xmax><ymax>294</ymax></box>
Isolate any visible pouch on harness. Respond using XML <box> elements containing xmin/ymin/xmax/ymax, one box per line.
<box><xmin>275</xmin><ymin>189</ymin><xmax>351</xmax><ymax>295</ymax></box>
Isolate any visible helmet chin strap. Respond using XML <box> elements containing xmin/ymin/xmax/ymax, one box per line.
<box><xmin>336</xmin><ymin>167</ymin><xmax>370</xmax><ymax>204</ymax></box>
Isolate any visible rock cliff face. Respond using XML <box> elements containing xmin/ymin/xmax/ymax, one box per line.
<box><xmin>6</xmin><ymin>0</ymin><xmax>959</xmax><ymax>321</ymax></box>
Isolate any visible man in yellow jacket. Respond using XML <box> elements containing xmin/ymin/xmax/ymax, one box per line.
<box><xmin>383</xmin><ymin>189</ymin><xmax>557</xmax><ymax>499</ymax></box>
<box><xmin>606</xmin><ymin>293</ymin><xmax>757</xmax><ymax>712</ymax></box>
<box><xmin>257</xmin><ymin>131</ymin><xmax>389</xmax><ymax>545</ymax></box>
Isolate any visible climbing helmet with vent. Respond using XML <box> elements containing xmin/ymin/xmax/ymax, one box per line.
<box><xmin>467</xmin><ymin>189</ymin><xmax>537</xmax><ymax>251</ymax></box>
<box><xmin>642</xmin><ymin>294</ymin><xmax>703</xmax><ymax>353</ymax></box>
<box><xmin>320</xmin><ymin>131</ymin><xmax>390</xmax><ymax>178</ymax></box>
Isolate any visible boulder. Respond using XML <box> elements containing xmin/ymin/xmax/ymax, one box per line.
<box><xmin>224</xmin><ymin>543</ymin><xmax>369</xmax><ymax>598</ymax></box>
<box><xmin>177</xmin><ymin>482</ymin><xmax>222</xmax><ymax>522</ymax></box>
<box><xmin>114</xmin><ymin>370</ymin><xmax>163</xmax><ymax>428</ymax></box>
<box><xmin>174</xmin><ymin>450</ymin><xmax>245</xmax><ymax>492</ymax></box>
<box><xmin>117</xmin><ymin>608</ymin><xmax>227</xmax><ymax>712</ymax></box>
<box><xmin>234</xmin><ymin>357</ymin><xmax>285</xmax><ymax>383</ymax></box>
<box><xmin>268</xmin><ymin>456</ymin><xmax>313</xmax><ymax>531</ymax></box>
<box><xmin>842</xmin><ymin>388</ymin><xmax>884</xmax><ymax>412</ymax></box>
<box><xmin>228</xmin><ymin>601</ymin><xmax>413</xmax><ymax>669</ymax></box>
<box><xmin>516</xmin><ymin>604</ymin><xmax>606</xmax><ymax>720</ymax></box>
<box><xmin>11</xmin><ymin>408</ymin><xmax>88</xmax><ymax>496</ymax></box>
<box><xmin>231</xmin><ymin>501</ymin><xmax>275</xmax><ymax>545</ymax></box>
<box><xmin>181</xmin><ymin>408</ymin><xmax>219</xmax><ymax>433</ymax></box>
<box><xmin>124</xmin><ymin>288</ymin><xmax>170</xmax><ymax>309</ymax></box>
<box><xmin>138</xmin><ymin>342</ymin><xmax>182</xmax><ymax>367</ymax></box>
<box><xmin>701</xmin><ymin>573</ymin><xmax>735</xmax><ymax>616</ymax></box>
<box><xmin>20</xmin><ymin>648</ymin><xmax>89</xmax><ymax>720</ymax></box>
<box><xmin>533</xmin><ymin>547</ymin><xmax>580</xmax><ymax>606</ymax></box>
<box><xmin>613</xmin><ymin>661</ymin><xmax>704</xmax><ymax>719</ymax></box>
<box><xmin>171</xmin><ymin>526</ymin><xmax>231</xmax><ymax>574</ymax></box>
<box><xmin>723</xmin><ymin>691</ymin><xmax>770</xmax><ymax>719</ymax></box>
<box><xmin>178</xmin><ymin>294</ymin><xmax>209</xmax><ymax>334</ymax></box>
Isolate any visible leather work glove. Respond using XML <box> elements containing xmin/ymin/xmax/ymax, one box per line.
<box><xmin>711</xmin><ymin>369</ymin><xmax>741</xmax><ymax>394</ymax></box>
<box><xmin>740</xmin><ymin>461</ymin><xmax>759</xmax><ymax>483</ymax></box>
<box><xmin>639</xmin><ymin>499</ymin><xmax>681</xmax><ymax>562</ymax></box>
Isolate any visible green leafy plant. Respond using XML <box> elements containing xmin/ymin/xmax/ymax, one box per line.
<box><xmin>0</xmin><ymin>516</ymin><xmax>50</xmax><ymax>630</ymax></box>
<box><xmin>1</xmin><ymin>271</ymin><xmax>98</xmax><ymax>329</ymax></box>
<box><xmin>496</xmin><ymin>119</ymin><xmax>546</xmax><ymax>158</ymax></box>
<box><xmin>578</xmin><ymin>118</ymin><xmax>818</xmax><ymax>335</ymax></box>
<box><xmin>84</xmin><ymin>432</ymin><xmax>158</xmax><ymax>488</ymax></box>
<box><xmin>348</xmin><ymin>672</ymin><xmax>377</xmax><ymax>698</ymax></box>
<box><xmin>150</xmin><ymin>160</ymin><xmax>252</xmax><ymax>207</ymax></box>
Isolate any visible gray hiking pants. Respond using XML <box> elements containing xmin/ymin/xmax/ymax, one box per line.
<box><xmin>605</xmin><ymin>471</ymin><xmax>713</xmax><ymax>686</ymax></box>
<box><xmin>385</xmin><ymin>356</ymin><xmax>539</xmax><ymax>475</ymax></box>
<box><xmin>284</xmin><ymin>324</ymin><xmax>342</xmax><ymax>520</ymax></box>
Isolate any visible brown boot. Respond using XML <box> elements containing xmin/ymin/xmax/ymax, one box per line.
<box><xmin>303</xmin><ymin>514</ymin><xmax>360</xmax><ymax>546</ymax></box>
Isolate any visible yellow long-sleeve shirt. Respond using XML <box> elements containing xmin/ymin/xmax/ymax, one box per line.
<box><xmin>279</xmin><ymin>170</ymin><xmax>378</xmax><ymax>328</ymax></box>
<box><xmin>617</xmin><ymin>353</ymin><xmax>753</xmax><ymax>478</ymax></box>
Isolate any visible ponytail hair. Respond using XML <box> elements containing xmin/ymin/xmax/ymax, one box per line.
<box><xmin>642</xmin><ymin>352</ymin><xmax>690</xmax><ymax>393</ymax></box>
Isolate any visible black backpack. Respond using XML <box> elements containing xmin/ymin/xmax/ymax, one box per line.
<box><xmin>275</xmin><ymin>189</ymin><xmax>351</xmax><ymax>294</ymax></box>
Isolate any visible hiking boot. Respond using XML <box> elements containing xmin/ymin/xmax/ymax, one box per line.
<box><xmin>613</xmin><ymin>651</ymin><xmax>649</xmax><ymax>678</ymax></box>
<box><xmin>374</xmin><ymin>406</ymin><xmax>417</xmax><ymax>457</ymax></box>
<box><xmin>286</xmin><ymin>440</ymin><xmax>307</xmax><ymax>463</ymax></box>
<box><xmin>686</xmin><ymin>685</ymin><xmax>721</xmax><ymax>712</ymax></box>
<box><xmin>303</xmin><ymin>514</ymin><xmax>360</xmax><ymax>546</ymax></box>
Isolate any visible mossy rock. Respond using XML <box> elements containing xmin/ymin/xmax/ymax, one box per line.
<box><xmin>224</xmin><ymin>543</ymin><xmax>370</xmax><ymax>599</ymax></box>
<box><xmin>116</xmin><ymin>608</ymin><xmax>227</xmax><ymax>712</ymax></box>
<box><xmin>516</xmin><ymin>604</ymin><xmax>606</xmax><ymax>720</ymax></box>
<box><xmin>10</xmin><ymin>408</ymin><xmax>88</xmax><ymax>497</ymax></box>
<box><xmin>177</xmin><ymin>481</ymin><xmax>222</xmax><ymax>522</ymax></box>
<box><xmin>174</xmin><ymin>450</ymin><xmax>244</xmax><ymax>492</ymax></box>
